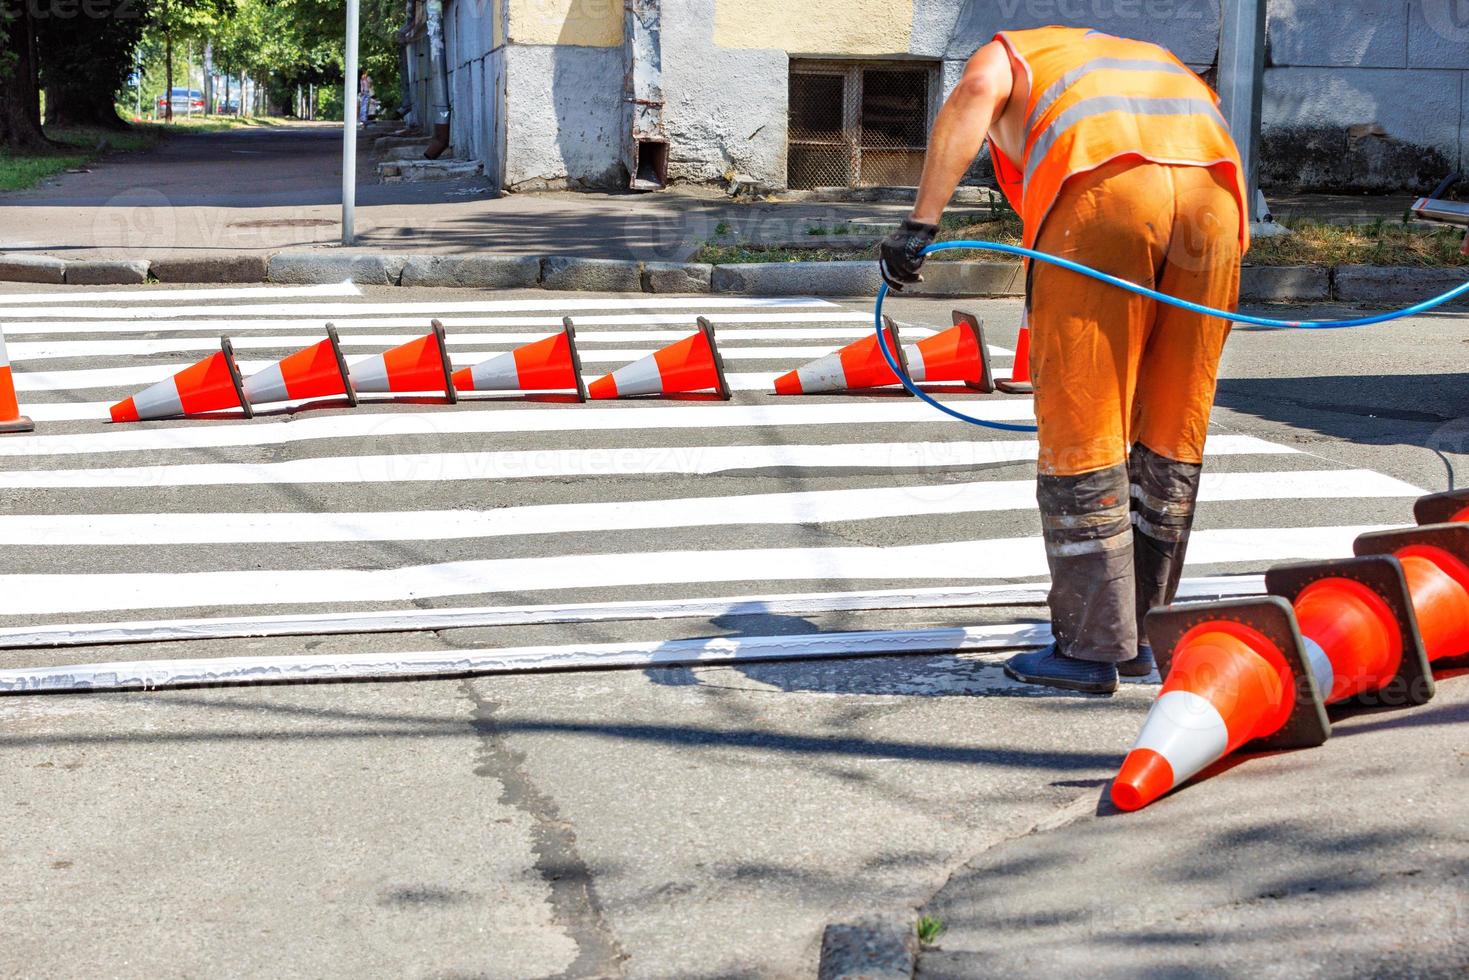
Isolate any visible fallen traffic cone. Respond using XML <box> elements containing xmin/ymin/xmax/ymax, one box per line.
<box><xmin>773</xmin><ymin>319</ymin><xmax>911</xmax><ymax>395</ymax></box>
<box><xmin>452</xmin><ymin>317</ymin><xmax>587</xmax><ymax>402</ymax></box>
<box><xmin>1414</xmin><ymin>488</ymin><xmax>1469</xmax><ymax>526</ymax></box>
<box><xmin>350</xmin><ymin>319</ymin><xmax>457</xmax><ymax>403</ymax></box>
<box><xmin>1355</xmin><ymin>524</ymin><xmax>1469</xmax><ymax>666</ymax></box>
<box><xmin>917</xmin><ymin>310</ymin><xmax>996</xmax><ymax>393</ymax></box>
<box><xmin>589</xmin><ymin>316</ymin><xmax>730</xmax><ymax>400</ymax></box>
<box><xmin>996</xmin><ymin>314</ymin><xmax>1033</xmax><ymax>395</ymax></box>
<box><xmin>110</xmin><ymin>337</ymin><xmax>253</xmax><ymax>423</ymax></box>
<box><xmin>1111</xmin><ymin>597</ymin><xmax>1330</xmax><ymax>812</ymax></box>
<box><xmin>1267</xmin><ymin>556</ymin><xmax>1434</xmax><ymax>707</ymax></box>
<box><xmin>0</xmin><ymin>325</ymin><xmax>33</xmax><ymax>433</ymax></box>
<box><xmin>243</xmin><ymin>324</ymin><xmax>357</xmax><ymax>407</ymax></box>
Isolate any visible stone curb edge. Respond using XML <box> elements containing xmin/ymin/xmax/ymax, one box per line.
<box><xmin>1</xmin><ymin>252</ymin><xmax>1462</xmax><ymax>305</ymax></box>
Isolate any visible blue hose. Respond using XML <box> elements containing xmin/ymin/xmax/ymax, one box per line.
<box><xmin>874</xmin><ymin>239</ymin><xmax>1469</xmax><ymax>433</ymax></box>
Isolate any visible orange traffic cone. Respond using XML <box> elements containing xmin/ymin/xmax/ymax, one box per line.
<box><xmin>110</xmin><ymin>338</ymin><xmax>253</xmax><ymax>423</ymax></box>
<box><xmin>1267</xmin><ymin>556</ymin><xmax>1434</xmax><ymax>707</ymax></box>
<box><xmin>1356</xmin><ymin>524</ymin><xmax>1469</xmax><ymax>666</ymax></box>
<box><xmin>996</xmin><ymin>313</ymin><xmax>1033</xmax><ymax>395</ymax></box>
<box><xmin>0</xmin><ymin>325</ymin><xmax>33</xmax><ymax>433</ymax></box>
<box><xmin>1111</xmin><ymin>598</ymin><xmax>1330</xmax><ymax>812</ymax></box>
<box><xmin>1414</xmin><ymin>489</ymin><xmax>1469</xmax><ymax>526</ymax></box>
<box><xmin>350</xmin><ymin>319</ymin><xmax>457</xmax><ymax>403</ymax></box>
<box><xmin>453</xmin><ymin>317</ymin><xmax>587</xmax><ymax>402</ymax></box>
<box><xmin>588</xmin><ymin>316</ymin><xmax>730</xmax><ymax>400</ymax></box>
<box><xmin>243</xmin><ymin>324</ymin><xmax>357</xmax><ymax>407</ymax></box>
<box><xmin>904</xmin><ymin>311</ymin><xmax>997</xmax><ymax>392</ymax></box>
<box><xmin>773</xmin><ymin>319</ymin><xmax>911</xmax><ymax>395</ymax></box>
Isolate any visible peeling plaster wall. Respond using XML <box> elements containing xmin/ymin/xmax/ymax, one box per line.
<box><xmin>503</xmin><ymin>44</ymin><xmax>625</xmax><ymax>191</ymax></box>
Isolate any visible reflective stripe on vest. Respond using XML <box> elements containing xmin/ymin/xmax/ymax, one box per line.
<box><xmin>1024</xmin><ymin>95</ymin><xmax>1230</xmax><ymax>186</ymax></box>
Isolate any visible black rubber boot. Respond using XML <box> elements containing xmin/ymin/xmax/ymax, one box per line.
<box><xmin>1129</xmin><ymin>444</ymin><xmax>1204</xmax><ymax>648</ymax></box>
<box><xmin>1037</xmin><ymin>462</ymin><xmax>1137</xmax><ymax>667</ymax></box>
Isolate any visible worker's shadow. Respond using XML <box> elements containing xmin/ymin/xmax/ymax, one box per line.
<box><xmin>641</xmin><ymin>612</ymin><xmax>1089</xmax><ymax>699</ymax></box>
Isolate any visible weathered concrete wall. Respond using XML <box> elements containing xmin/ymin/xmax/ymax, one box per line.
<box><xmin>935</xmin><ymin>0</ymin><xmax>1468</xmax><ymax>192</ymax></box>
<box><xmin>503</xmin><ymin>44</ymin><xmax>625</xmax><ymax>190</ymax></box>
<box><xmin>1260</xmin><ymin>0</ymin><xmax>1468</xmax><ymax>191</ymax></box>
<box><xmin>660</xmin><ymin>0</ymin><xmax>789</xmax><ymax>185</ymax></box>
<box><xmin>445</xmin><ymin>0</ymin><xmax>507</xmax><ymax>191</ymax></box>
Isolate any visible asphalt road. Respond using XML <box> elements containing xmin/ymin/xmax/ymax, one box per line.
<box><xmin>0</xmin><ymin>282</ymin><xmax>1464</xmax><ymax>977</ymax></box>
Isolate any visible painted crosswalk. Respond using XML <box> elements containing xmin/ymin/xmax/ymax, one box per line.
<box><xmin>0</xmin><ymin>284</ymin><xmax>1427</xmax><ymax>649</ymax></box>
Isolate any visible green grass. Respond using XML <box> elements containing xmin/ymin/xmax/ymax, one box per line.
<box><xmin>0</xmin><ymin>152</ymin><xmax>90</xmax><ymax>191</ymax></box>
<box><xmin>916</xmin><ymin>916</ymin><xmax>947</xmax><ymax>947</ymax></box>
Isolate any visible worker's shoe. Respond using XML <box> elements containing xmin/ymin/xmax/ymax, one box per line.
<box><xmin>1118</xmin><ymin>644</ymin><xmax>1157</xmax><ymax>678</ymax></box>
<box><xmin>1004</xmin><ymin>645</ymin><xmax>1119</xmax><ymax>694</ymax></box>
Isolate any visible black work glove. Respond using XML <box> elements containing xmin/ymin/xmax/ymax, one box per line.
<box><xmin>879</xmin><ymin>218</ymin><xmax>939</xmax><ymax>291</ymax></box>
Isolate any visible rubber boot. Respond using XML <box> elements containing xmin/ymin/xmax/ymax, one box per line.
<box><xmin>1130</xmin><ymin>444</ymin><xmax>1203</xmax><ymax>673</ymax></box>
<box><xmin>1037</xmin><ymin>462</ymin><xmax>1138</xmax><ymax>667</ymax></box>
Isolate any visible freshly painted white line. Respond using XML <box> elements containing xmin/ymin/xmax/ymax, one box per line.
<box><xmin>0</xmin><ymin>296</ymin><xmax>838</xmax><ymax>320</ymax></box>
<box><xmin>9</xmin><ymin>338</ymin><xmax>1002</xmax><ymax>363</ymax></box>
<box><xmin>3</xmin><ymin>312</ymin><xmax>879</xmax><ymax>337</ymax></box>
<box><xmin>0</xmin><ymin>435</ymin><xmax>1294</xmax><ymax>489</ymax></box>
<box><xmin>0</xmin><ymin>525</ymin><xmax>1398</xmax><ymax>615</ymax></box>
<box><xmin>0</xmin><ymin>623</ymin><xmax>1058</xmax><ymax>694</ymax></box>
<box><xmin>11</xmin><ymin>359</ymin><xmax>857</xmax><ymax>393</ymax></box>
<box><xmin>3</xmin><ymin>472</ymin><xmax>1409</xmax><ymax>547</ymax></box>
<box><xmin>0</xmin><ymin>282</ymin><xmax>361</xmax><ymax>306</ymax></box>
<box><xmin>0</xmin><ymin>402</ymin><xmax>1036</xmax><ymax>458</ymax></box>
<box><xmin>0</xmin><ymin>576</ymin><xmax>1266</xmax><ymax>650</ymax></box>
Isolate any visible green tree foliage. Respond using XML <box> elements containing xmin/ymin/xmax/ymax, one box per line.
<box><xmin>35</xmin><ymin>0</ymin><xmax>154</xmax><ymax>129</ymax></box>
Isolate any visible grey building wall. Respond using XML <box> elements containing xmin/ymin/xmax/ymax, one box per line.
<box><xmin>660</xmin><ymin>0</ymin><xmax>789</xmax><ymax>185</ymax></box>
<box><xmin>445</xmin><ymin>0</ymin><xmax>507</xmax><ymax>192</ymax></box>
<box><xmin>502</xmin><ymin>44</ymin><xmax>625</xmax><ymax>192</ymax></box>
<box><xmin>933</xmin><ymin>0</ymin><xmax>1469</xmax><ymax>192</ymax></box>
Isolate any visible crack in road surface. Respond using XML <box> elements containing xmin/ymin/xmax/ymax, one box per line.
<box><xmin>461</xmin><ymin>680</ymin><xmax>626</xmax><ymax>979</ymax></box>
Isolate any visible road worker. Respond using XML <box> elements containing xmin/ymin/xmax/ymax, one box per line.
<box><xmin>880</xmin><ymin>27</ymin><xmax>1249</xmax><ymax>694</ymax></box>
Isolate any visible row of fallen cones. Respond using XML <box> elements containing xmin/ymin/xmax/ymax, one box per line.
<box><xmin>1112</xmin><ymin>487</ymin><xmax>1469</xmax><ymax>812</ymax></box>
<box><xmin>92</xmin><ymin>310</ymin><xmax>1031</xmax><ymax>424</ymax></box>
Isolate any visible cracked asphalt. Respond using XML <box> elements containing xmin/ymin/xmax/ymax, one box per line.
<box><xmin>0</xmin><ymin>287</ymin><xmax>1466</xmax><ymax>977</ymax></box>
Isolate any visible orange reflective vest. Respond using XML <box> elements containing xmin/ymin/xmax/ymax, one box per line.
<box><xmin>990</xmin><ymin>27</ymin><xmax>1250</xmax><ymax>252</ymax></box>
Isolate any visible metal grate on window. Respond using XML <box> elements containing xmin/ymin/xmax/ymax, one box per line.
<box><xmin>788</xmin><ymin>62</ymin><xmax>934</xmax><ymax>190</ymax></box>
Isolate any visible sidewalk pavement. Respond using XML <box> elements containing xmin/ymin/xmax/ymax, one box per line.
<box><xmin>916</xmin><ymin>663</ymin><xmax>1469</xmax><ymax>978</ymax></box>
<box><xmin>0</xmin><ymin>121</ymin><xmax>1425</xmax><ymax>267</ymax></box>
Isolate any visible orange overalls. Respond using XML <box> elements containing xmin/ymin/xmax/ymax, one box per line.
<box><xmin>989</xmin><ymin>27</ymin><xmax>1249</xmax><ymax>663</ymax></box>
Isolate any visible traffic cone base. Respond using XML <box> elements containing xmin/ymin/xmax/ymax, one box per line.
<box><xmin>244</xmin><ymin>324</ymin><xmax>357</xmax><ymax>407</ymax></box>
<box><xmin>589</xmin><ymin>316</ymin><xmax>730</xmax><ymax>400</ymax></box>
<box><xmin>774</xmin><ymin>320</ymin><xmax>911</xmax><ymax>395</ymax></box>
<box><xmin>1115</xmin><ymin>598</ymin><xmax>1330</xmax><ymax>811</ymax></box>
<box><xmin>1267</xmin><ymin>556</ymin><xmax>1433</xmax><ymax>707</ymax></box>
<box><xmin>0</xmin><ymin>327</ymin><xmax>34</xmax><ymax>433</ymax></box>
<box><xmin>1355</xmin><ymin>524</ymin><xmax>1469</xmax><ymax>663</ymax></box>
<box><xmin>110</xmin><ymin>337</ymin><xmax>254</xmax><ymax>423</ymax></box>
<box><xmin>1145</xmin><ymin>597</ymin><xmax>1331</xmax><ymax>753</ymax></box>
<box><xmin>350</xmin><ymin>320</ymin><xmax>457</xmax><ymax>403</ymax></box>
<box><xmin>1414</xmin><ymin>488</ymin><xmax>1469</xmax><ymax>526</ymax></box>
<box><xmin>453</xmin><ymin>317</ymin><xmax>587</xmax><ymax>402</ymax></box>
<box><xmin>996</xmin><ymin>315</ymin><xmax>1033</xmax><ymax>395</ymax></box>
<box><xmin>945</xmin><ymin>310</ymin><xmax>996</xmax><ymax>393</ymax></box>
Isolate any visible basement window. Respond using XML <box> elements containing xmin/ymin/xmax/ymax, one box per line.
<box><xmin>787</xmin><ymin>61</ymin><xmax>935</xmax><ymax>189</ymax></box>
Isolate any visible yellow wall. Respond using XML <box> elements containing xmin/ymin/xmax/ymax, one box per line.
<box><xmin>509</xmin><ymin>0</ymin><xmax>623</xmax><ymax>47</ymax></box>
<box><xmin>713</xmin><ymin>0</ymin><xmax>913</xmax><ymax>54</ymax></box>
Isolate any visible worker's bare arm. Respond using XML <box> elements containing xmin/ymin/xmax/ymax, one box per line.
<box><xmin>911</xmin><ymin>42</ymin><xmax>1014</xmax><ymax>225</ymax></box>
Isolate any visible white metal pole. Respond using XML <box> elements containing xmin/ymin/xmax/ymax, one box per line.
<box><xmin>343</xmin><ymin>0</ymin><xmax>360</xmax><ymax>245</ymax></box>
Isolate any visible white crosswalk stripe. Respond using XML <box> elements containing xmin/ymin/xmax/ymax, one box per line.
<box><xmin>0</xmin><ymin>285</ymin><xmax>1426</xmax><ymax>646</ymax></box>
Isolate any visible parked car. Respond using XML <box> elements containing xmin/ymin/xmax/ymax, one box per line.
<box><xmin>219</xmin><ymin>99</ymin><xmax>240</xmax><ymax>115</ymax></box>
<box><xmin>156</xmin><ymin>88</ymin><xmax>205</xmax><ymax>115</ymax></box>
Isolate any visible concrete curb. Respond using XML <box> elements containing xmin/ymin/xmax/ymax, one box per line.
<box><xmin>817</xmin><ymin>916</ymin><xmax>917</xmax><ymax>980</ymax></box>
<box><xmin>1</xmin><ymin>251</ymin><xmax>1459</xmax><ymax>306</ymax></box>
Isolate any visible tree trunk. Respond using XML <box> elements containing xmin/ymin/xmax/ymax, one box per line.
<box><xmin>0</xmin><ymin>5</ymin><xmax>48</xmax><ymax>150</ymax></box>
<box><xmin>43</xmin><ymin>87</ymin><xmax>131</xmax><ymax>130</ymax></box>
<box><xmin>164</xmin><ymin>4</ymin><xmax>174</xmax><ymax>123</ymax></box>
